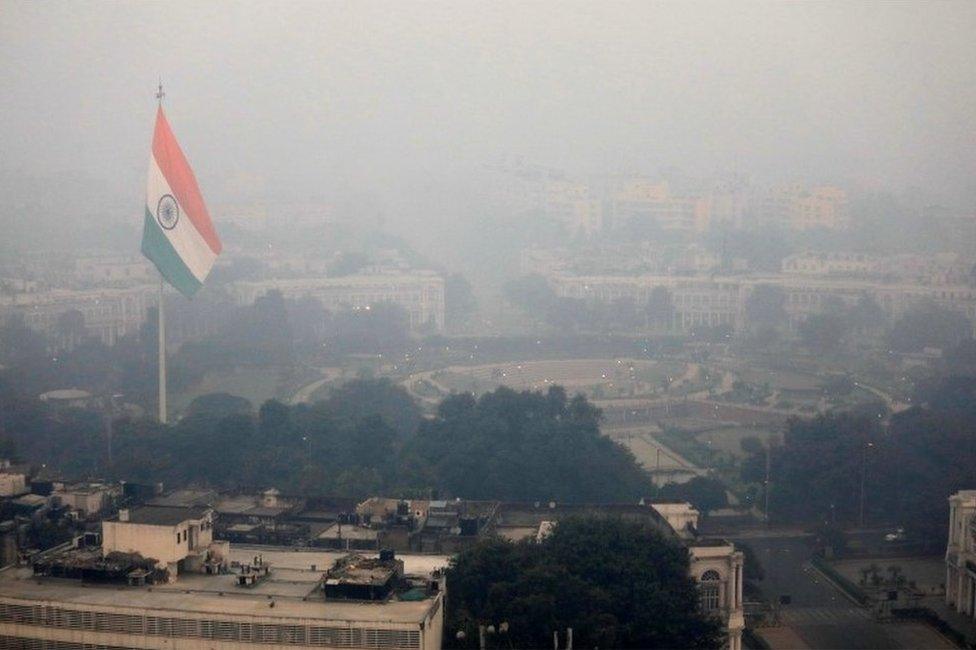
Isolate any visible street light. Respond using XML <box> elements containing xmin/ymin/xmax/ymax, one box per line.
<box><xmin>859</xmin><ymin>440</ymin><xmax>874</xmax><ymax>527</ymax></box>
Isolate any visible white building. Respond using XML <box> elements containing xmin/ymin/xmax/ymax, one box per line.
<box><xmin>946</xmin><ymin>490</ymin><xmax>976</xmax><ymax>620</ymax></box>
<box><xmin>0</xmin><ymin>537</ymin><xmax>446</xmax><ymax>649</ymax></box>
<box><xmin>231</xmin><ymin>273</ymin><xmax>446</xmax><ymax>333</ymax></box>
<box><xmin>782</xmin><ymin>252</ymin><xmax>880</xmax><ymax>276</ymax></box>
<box><xmin>651</xmin><ymin>502</ymin><xmax>745</xmax><ymax>650</ymax></box>
<box><xmin>0</xmin><ymin>285</ymin><xmax>154</xmax><ymax>346</ymax></box>
<box><xmin>102</xmin><ymin>506</ymin><xmax>216</xmax><ymax>578</ymax></box>
<box><xmin>548</xmin><ymin>272</ymin><xmax>976</xmax><ymax>336</ymax></box>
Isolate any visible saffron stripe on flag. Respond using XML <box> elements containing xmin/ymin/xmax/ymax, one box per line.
<box><xmin>151</xmin><ymin>107</ymin><xmax>222</xmax><ymax>255</ymax></box>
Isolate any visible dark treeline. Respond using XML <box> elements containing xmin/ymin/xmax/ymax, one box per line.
<box><xmin>742</xmin><ymin>374</ymin><xmax>976</xmax><ymax>541</ymax></box>
<box><xmin>446</xmin><ymin>517</ymin><xmax>723</xmax><ymax>649</ymax></box>
<box><xmin>0</xmin><ymin>373</ymin><xmax>654</xmax><ymax>503</ymax></box>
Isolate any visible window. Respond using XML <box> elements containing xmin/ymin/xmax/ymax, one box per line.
<box><xmin>700</xmin><ymin>570</ymin><xmax>721</xmax><ymax>612</ymax></box>
<box><xmin>176</xmin><ymin>533</ymin><xmax>181</xmax><ymax>544</ymax></box>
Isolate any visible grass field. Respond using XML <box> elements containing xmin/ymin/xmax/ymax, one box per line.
<box><xmin>170</xmin><ymin>367</ymin><xmax>288</xmax><ymax>416</ymax></box>
<box><xmin>693</xmin><ymin>426</ymin><xmax>782</xmax><ymax>459</ymax></box>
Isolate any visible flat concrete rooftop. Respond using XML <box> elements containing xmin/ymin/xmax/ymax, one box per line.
<box><xmin>0</xmin><ymin>547</ymin><xmax>450</xmax><ymax>625</ymax></box>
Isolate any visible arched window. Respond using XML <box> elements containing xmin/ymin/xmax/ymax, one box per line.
<box><xmin>700</xmin><ymin>570</ymin><xmax>721</xmax><ymax>612</ymax></box>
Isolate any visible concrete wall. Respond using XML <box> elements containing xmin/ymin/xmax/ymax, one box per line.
<box><xmin>0</xmin><ymin>474</ymin><xmax>26</xmax><ymax>498</ymax></box>
<box><xmin>102</xmin><ymin>515</ymin><xmax>213</xmax><ymax>568</ymax></box>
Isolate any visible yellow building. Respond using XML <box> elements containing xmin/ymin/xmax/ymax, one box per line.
<box><xmin>759</xmin><ymin>184</ymin><xmax>848</xmax><ymax>231</ymax></box>
<box><xmin>608</xmin><ymin>179</ymin><xmax>711</xmax><ymax>233</ymax></box>
<box><xmin>543</xmin><ymin>180</ymin><xmax>603</xmax><ymax>236</ymax></box>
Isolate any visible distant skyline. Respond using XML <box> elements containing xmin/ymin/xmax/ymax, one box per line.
<box><xmin>1</xmin><ymin>0</ymin><xmax>975</xmax><ymax>232</ymax></box>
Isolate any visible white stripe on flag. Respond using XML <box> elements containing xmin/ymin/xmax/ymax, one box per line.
<box><xmin>146</xmin><ymin>154</ymin><xmax>218</xmax><ymax>283</ymax></box>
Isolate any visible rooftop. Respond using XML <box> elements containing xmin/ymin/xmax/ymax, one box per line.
<box><xmin>147</xmin><ymin>488</ymin><xmax>217</xmax><ymax>508</ymax></box>
<box><xmin>493</xmin><ymin>502</ymin><xmax>672</xmax><ymax>533</ymax></box>
<box><xmin>326</xmin><ymin>555</ymin><xmax>401</xmax><ymax>588</ymax></box>
<box><xmin>318</xmin><ymin>523</ymin><xmax>379</xmax><ymax>541</ymax></box>
<box><xmin>116</xmin><ymin>506</ymin><xmax>210</xmax><ymax>526</ymax></box>
<box><xmin>0</xmin><ymin>547</ymin><xmax>448</xmax><ymax>625</ymax></box>
<box><xmin>39</xmin><ymin>388</ymin><xmax>92</xmax><ymax>401</ymax></box>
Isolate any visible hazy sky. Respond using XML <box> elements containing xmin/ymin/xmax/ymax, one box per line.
<box><xmin>2</xmin><ymin>0</ymin><xmax>975</xmax><ymax>220</ymax></box>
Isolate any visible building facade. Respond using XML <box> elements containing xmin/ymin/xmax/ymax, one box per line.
<box><xmin>946</xmin><ymin>490</ymin><xmax>976</xmax><ymax>621</ymax></box>
<box><xmin>0</xmin><ymin>285</ymin><xmax>155</xmax><ymax>346</ymax></box>
<box><xmin>548</xmin><ymin>272</ymin><xmax>976</xmax><ymax>337</ymax></box>
<box><xmin>1</xmin><ymin>527</ymin><xmax>445</xmax><ymax>649</ymax></box>
<box><xmin>231</xmin><ymin>273</ymin><xmax>445</xmax><ymax>333</ymax></box>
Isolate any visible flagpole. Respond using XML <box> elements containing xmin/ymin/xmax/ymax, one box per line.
<box><xmin>155</xmin><ymin>79</ymin><xmax>168</xmax><ymax>425</ymax></box>
<box><xmin>158</xmin><ymin>276</ymin><xmax>167</xmax><ymax>424</ymax></box>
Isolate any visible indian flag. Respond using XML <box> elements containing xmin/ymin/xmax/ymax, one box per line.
<box><xmin>141</xmin><ymin>107</ymin><xmax>222</xmax><ymax>298</ymax></box>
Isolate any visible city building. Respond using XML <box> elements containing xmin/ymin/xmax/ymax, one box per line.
<box><xmin>101</xmin><ymin>506</ymin><xmax>216</xmax><ymax>578</ymax></box>
<box><xmin>74</xmin><ymin>256</ymin><xmax>154</xmax><ymax>288</ymax></box>
<box><xmin>946</xmin><ymin>490</ymin><xmax>976</xmax><ymax>620</ymax></box>
<box><xmin>782</xmin><ymin>252</ymin><xmax>880</xmax><ymax>276</ymax></box>
<box><xmin>542</xmin><ymin>180</ymin><xmax>604</xmax><ymax>236</ymax></box>
<box><xmin>0</xmin><ymin>285</ymin><xmax>155</xmax><ymax>346</ymax></box>
<box><xmin>231</xmin><ymin>273</ymin><xmax>445</xmax><ymax>333</ymax></box>
<box><xmin>755</xmin><ymin>184</ymin><xmax>849</xmax><ymax>231</ymax></box>
<box><xmin>53</xmin><ymin>482</ymin><xmax>116</xmax><ymax>517</ymax></box>
<box><xmin>606</xmin><ymin>178</ymin><xmax>712</xmax><ymax>234</ymax></box>
<box><xmin>0</xmin><ymin>529</ymin><xmax>446</xmax><ymax>649</ymax></box>
<box><xmin>548</xmin><ymin>271</ymin><xmax>976</xmax><ymax>336</ymax></box>
<box><xmin>0</xmin><ymin>463</ymin><xmax>28</xmax><ymax>499</ymax></box>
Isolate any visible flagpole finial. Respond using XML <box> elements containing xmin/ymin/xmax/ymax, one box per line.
<box><xmin>156</xmin><ymin>79</ymin><xmax>165</xmax><ymax>106</ymax></box>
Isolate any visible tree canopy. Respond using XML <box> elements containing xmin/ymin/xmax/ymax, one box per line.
<box><xmin>0</xmin><ymin>373</ymin><xmax>654</xmax><ymax>504</ymax></box>
<box><xmin>399</xmin><ymin>386</ymin><xmax>654</xmax><ymax>502</ymax></box>
<box><xmin>744</xmin><ymin>284</ymin><xmax>788</xmax><ymax>329</ymax></box>
<box><xmin>887</xmin><ymin>301</ymin><xmax>970</xmax><ymax>352</ymax></box>
<box><xmin>741</xmin><ymin>378</ymin><xmax>976</xmax><ymax>541</ymax></box>
<box><xmin>445</xmin><ymin>517</ymin><xmax>724</xmax><ymax>649</ymax></box>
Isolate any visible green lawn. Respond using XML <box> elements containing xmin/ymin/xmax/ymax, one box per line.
<box><xmin>170</xmin><ymin>367</ymin><xmax>289</xmax><ymax>416</ymax></box>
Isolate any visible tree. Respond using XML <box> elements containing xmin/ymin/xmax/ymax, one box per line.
<box><xmin>848</xmin><ymin>293</ymin><xmax>886</xmax><ymax>334</ymax></box>
<box><xmin>659</xmin><ymin>477</ymin><xmax>729</xmax><ymax>514</ymax></box>
<box><xmin>286</xmin><ymin>296</ymin><xmax>329</xmax><ymax>349</ymax></box>
<box><xmin>219</xmin><ymin>289</ymin><xmax>294</xmax><ymax>365</ymax></box>
<box><xmin>744</xmin><ymin>285</ymin><xmax>787</xmax><ymax>330</ymax></box>
<box><xmin>185</xmin><ymin>393</ymin><xmax>253</xmax><ymax>419</ymax></box>
<box><xmin>799</xmin><ymin>312</ymin><xmax>849</xmax><ymax>353</ymax></box>
<box><xmin>887</xmin><ymin>301</ymin><xmax>970</xmax><ymax>352</ymax></box>
<box><xmin>209</xmin><ymin>256</ymin><xmax>264</xmax><ymax>284</ymax></box>
<box><xmin>503</xmin><ymin>274</ymin><xmax>557</xmax><ymax>312</ymax></box>
<box><xmin>332</xmin><ymin>302</ymin><xmax>410</xmax><ymax>354</ymax></box>
<box><xmin>0</xmin><ymin>314</ymin><xmax>47</xmax><ymax>371</ymax></box>
<box><xmin>399</xmin><ymin>386</ymin><xmax>653</xmax><ymax>502</ymax></box>
<box><xmin>54</xmin><ymin>309</ymin><xmax>88</xmax><ymax>350</ymax></box>
<box><xmin>444</xmin><ymin>273</ymin><xmax>477</xmax><ymax>330</ymax></box>
<box><xmin>328</xmin><ymin>251</ymin><xmax>369</xmax><ymax>276</ymax></box>
<box><xmin>739</xmin><ymin>436</ymin><xmax>764</xmax><ymax>456</ymax></box>
<box><xmin>445</xmin><ymin>517</ymin><xmax>724</xmax><ymax>649</ymax></box>
<box><xmin>609</xmin><ymin>297</ymin><xmax>641</xmax><ymax>331</ymax></box>
<box><xmin>323</xmin><ymin>378</ymin><xmax>421</xmax><ymax>438</ymax></box>
<box><xmin>645</xmin><ymin>286</ymin><xmax>674</xmax><ymax>330</ymax></box>
<box><xmin>741</xmin><ymin>413</ymin><xmax>882</xmax><ymax>524</ymax></box>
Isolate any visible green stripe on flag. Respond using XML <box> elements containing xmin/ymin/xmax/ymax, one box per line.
<box><xmin>141</xmin><ymin>208</ymin><xmax>204</xmax><ymax>298</ymax></box>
